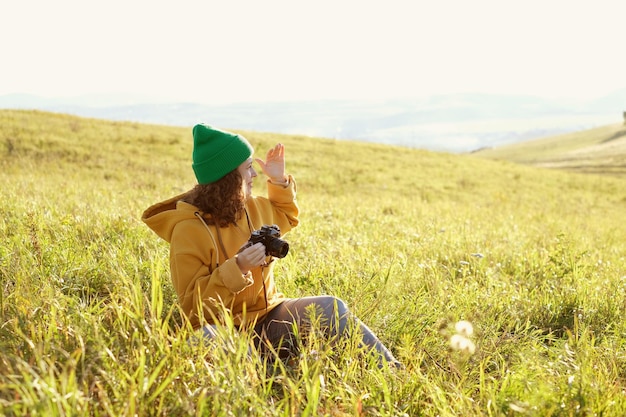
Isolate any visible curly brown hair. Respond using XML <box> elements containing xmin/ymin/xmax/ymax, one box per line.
<box><xmin>183</xmin><ymin>169</ymin><xmax>245</xmax><ymax>227</ymax></box>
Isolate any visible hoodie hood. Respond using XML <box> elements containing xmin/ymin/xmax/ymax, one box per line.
<box><xmin>141</xmin><ymin>193</ymin><xmax>200</xmax><ymax>243</ymax></box>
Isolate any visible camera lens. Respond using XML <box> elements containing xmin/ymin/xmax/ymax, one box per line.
<box><xmin>267</xmin><ymin>239</ymin><xmax>289</xmax><ymax>258</ymax></box>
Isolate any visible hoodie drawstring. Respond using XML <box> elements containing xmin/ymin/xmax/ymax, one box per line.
<box><xmin>194</xmin><ymin>212</ymin><xmax>222</xmax><ymax>267</ymax></box>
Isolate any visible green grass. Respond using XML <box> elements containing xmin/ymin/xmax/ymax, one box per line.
<box><xmin>1</xmin><ymin>109</ymin><xmax>626</xmax><ymax>416</ymax></box>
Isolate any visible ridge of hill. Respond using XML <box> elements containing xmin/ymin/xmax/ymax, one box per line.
<box><xmin>472</xmin><ymin>123</ymin><xmax>626</xmax><ymax>176</ymax></box>
<box><xmin>2</xmin><ymin>109</ymin><xmax>625</xmax><ymax>212</ymax></box>
<box><xmin>2</xmin><ymin>92</ymin><xmax>622</xmax><ymax>153</ymax></box>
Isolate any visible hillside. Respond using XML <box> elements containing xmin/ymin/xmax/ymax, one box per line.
<box><xmin>2</xmin><ymin>109</ymin><xmax>625</xmax><ymax>216</ymax></box>
<box><xmin>472</xmin><ymin>122</ymin><xmax>626</xmax><ymax>176</ymax></box>
<box><xmin>2</xmin><ymin>109</ymin><xmax>626</xmax><ymax>415</ymax></box>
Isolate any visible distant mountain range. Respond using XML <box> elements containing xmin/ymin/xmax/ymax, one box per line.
<box><xmin>1</xmin><ymin>90</ymin><xmax>624</xmax><ymax>153</ymax></box>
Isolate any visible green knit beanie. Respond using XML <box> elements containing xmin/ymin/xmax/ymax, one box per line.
<box><xmin>191</xmin><ymin>124</ymin><xmax>254</xmax><ymax>184</ymax></box>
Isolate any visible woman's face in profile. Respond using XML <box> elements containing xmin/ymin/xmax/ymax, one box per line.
<box><xmin>237</xmin><ymin>157</ymin><xmax>257</xmax><ymax>199</ymax></box>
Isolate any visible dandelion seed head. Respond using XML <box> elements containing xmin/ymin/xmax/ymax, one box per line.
<box><xmin>462</xmin><ymin>339</ymin><xmax>476</xmax><ymax>355</ymax></box>
<box><xmin>450</xmin><ymin>334</ymin><xmax>464</xmax><ymax>350</ymax></box>
<box><xmin>455</xmin><ymin>320</ymin><xmax>474</xmax><ymax>337</ymax></box>
<box><xmin>450</xmin><ymin>334</ymin><xmax>476</xmax><ymax>354</ymax></box>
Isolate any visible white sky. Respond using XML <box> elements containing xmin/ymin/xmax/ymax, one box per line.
<box><xmin>2</xmin><ymin>0</ymin><xmax>625</xmax><ymax>104</ymax></box>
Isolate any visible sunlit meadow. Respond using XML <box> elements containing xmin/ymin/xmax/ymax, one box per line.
<box><xmin>1</xmin><ymin>110</ymin><xmax>626</xmax><ymax>416</ymax></box>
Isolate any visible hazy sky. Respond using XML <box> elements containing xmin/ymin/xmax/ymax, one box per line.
<box><xmin>2</xmin><ymin>0</ymin><xmax>625</xmax><ymax>104</ymax></box>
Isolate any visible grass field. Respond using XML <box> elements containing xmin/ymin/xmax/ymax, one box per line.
<box><xmin>1</xmin><ymin>109</ymin><xmax>626</xmax><ymax>416</ymax></box>
<box><xmin>473</xmin><ymin>123</ymin><xmax>626</xmax><ymax>176</ymax></box>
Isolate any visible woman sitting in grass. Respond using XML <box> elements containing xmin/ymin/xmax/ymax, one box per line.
<box><xmin>142</xmin><ymin>124</ymin><xmax>400</xmax><ymax>368</ymax></box>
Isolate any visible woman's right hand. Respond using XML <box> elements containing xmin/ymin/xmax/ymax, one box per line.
<box><xmin>255</xmin><ymin>143</ymin><xmax>287</xmax><ymax>183</ymax></box>
<box><xmin>236</xmin><ymin>242</ymin><xmax>267</xmax><ymax>274</ymax></box>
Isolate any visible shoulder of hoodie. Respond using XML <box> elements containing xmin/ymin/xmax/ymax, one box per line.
<box><xmin>168</xmin><ymin>202</ymin><xmax>213</xmax><ymax>243</ymax></box>
<box><xmin>245</xmin><ymin>195</ymin><xmax>273</xmax><ymax>212</ymax></box>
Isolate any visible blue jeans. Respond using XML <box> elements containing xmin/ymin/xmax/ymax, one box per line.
<box><xmin>202</xmin><ymin>295</ymin><xmax>399</xmax><ymax>367</ymax></box>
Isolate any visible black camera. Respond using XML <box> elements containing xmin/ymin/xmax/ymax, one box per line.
<box><xmin>249</xmin><ymin>225</ymin><xmax>289</xmax><ymax>258</ymax></box>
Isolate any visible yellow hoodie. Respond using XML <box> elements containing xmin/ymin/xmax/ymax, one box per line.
<box><xmin>141</xmin><ymin>176</ymin><xmax>299</xmax><ymax>329</ymax></box>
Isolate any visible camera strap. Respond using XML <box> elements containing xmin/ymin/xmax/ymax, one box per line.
<box><xmin>243</xmin><ymin>209</ymin><xmax>255</xmax><ymax>234</ymax></box>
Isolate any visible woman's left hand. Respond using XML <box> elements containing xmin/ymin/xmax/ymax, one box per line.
<box><xmin>256</xmin><ymin>143</ymin><xmax>287</xmax><ymax>182</ymax></box>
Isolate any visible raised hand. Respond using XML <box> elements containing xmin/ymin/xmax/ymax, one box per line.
<box><xmin>255</xmin><ymin>143</ymin><xmax>286</xmax><ymax>182</ymax></box>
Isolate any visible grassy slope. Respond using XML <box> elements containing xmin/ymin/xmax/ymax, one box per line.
<box><xmin>472</xmin><ymin>122</ymin><xmax>626</xmax><ymax>176</ymax></box>
<box><xmin>1</xmin><ymin>110</ymin><xmax>626</xmax><ymax>416</ymax></box>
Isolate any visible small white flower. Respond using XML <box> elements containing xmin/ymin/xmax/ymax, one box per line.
<box><xmin>455</xmin><ymin>320</ymin><xmax>474</xmax><ymax>337</ymax></box>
